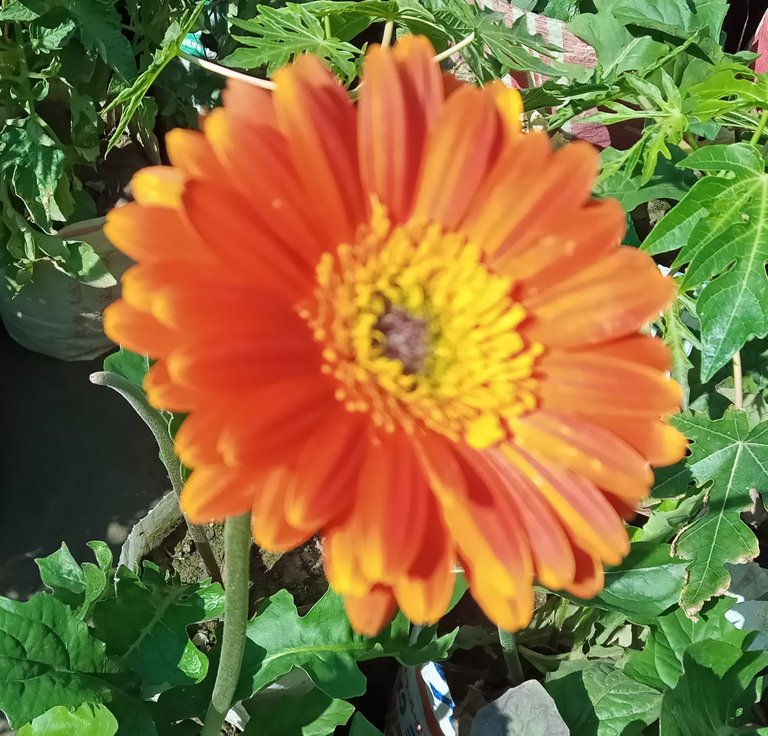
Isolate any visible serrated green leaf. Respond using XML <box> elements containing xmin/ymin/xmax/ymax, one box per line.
<box><xmin>17</xmin><ymin>704</ymin><xmax>118</xmax><ymax>736</ymax></box>
<box><xmin>92</xmin><ymin>563</ymin><xmax>224</xmax><ymax>696</ymax></box>
<box><xmin>670</xmin><ymin>411</ymin><xmax>767</xmax><ymax>614</ymax></box>
<box><xmin>242</xmin><ymin>688</ymin><xmax>354</xmax><ymax>735</ymax></box>
<box><xmin>67</xmin><ymin>0</ymin><xmax>136</xmax><ymax>80</ymax></box>
<box><xmin>104</xmin><ymin>5</ymin><xmax>205</xmax><ymax>154</ymax></box>
<box><xmin>223</xmin><ymin>4</ymin><xmax>361</xmax><ymax>84</ymax></box>
<box><xmin>0</xmin><ymin>0</ymin><xmax>46</xmax><ymax>21</ymax></box>
<box><xmin>0</xmin><ymin>594</ymin><xmax>155</xmax><ymax>735</ymax></box>
<box><xmin>625</xmin><ymin>598</ymin><xmax>750</xmax><ymax>691</ymax></box>
<box><xmin>236</xmin><ymin>587</ymin><xmax>458</xmax><ymax>701</ymax></box>
<box><xmin>546</xmin><ymin>661</ymin><xmax>661</xmax><ymax>736</ymax></box>
<box><xmin>35</xmin><ymin>542</ymin><xmax>111</xmax><ymax>619</ymax></box>
<box><xmin>644</xmin><ymin>143</ymin><xmax>768</xmax><ymax>379</ymax></box>
<box><xmin>659</xmin><ymin>641</ymin><xmax>768</xmax><ymax>736</ymax></box>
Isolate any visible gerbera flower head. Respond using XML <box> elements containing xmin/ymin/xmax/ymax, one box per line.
<box><xmin>104</xmin><ymin>36</ymin><xmax>685</xmax><ymax>636</ymax></box>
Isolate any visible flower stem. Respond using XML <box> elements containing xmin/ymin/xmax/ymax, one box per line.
<box><xmin>201</xmin><ymin>513</ymin><xmax>252</xmax><ymax>736</ymax></box>
<box><xmin>90</xmin><ymin>371</ymin><xmax>222</xmax><ymax>585</ymax></box>
<box><xmin>498</xmin><ymin>628</ymin><xmax>524</xmax><ymax>686</ymax></box>
<box><xmin>750</xmin><ymin>108</ymin><xmax>768</xmax><ymax>147</ymax></box>
<box><xmin>180</xmin><ymin>51</ymin><xmax>276</xmax><ymax>90</ymax></box>
<box><xmin>381</xmin><ymin>20</ymin><xmax>394</xmax><ymax>49</ymax></box>
<box><xmin>733</xmin><ymin>351</ymin><xmax>744</xmax><ymax>410</ymax></box>
<box><xmin>433</xmin><ymin>32</ymin><xmax>476</xmax><ymax>63</ymax></box>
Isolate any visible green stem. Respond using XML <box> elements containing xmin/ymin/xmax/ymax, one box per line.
<box><xmin>90</xmin><ymin>371</ymin><xmax>222</xmax><ymax>585</ymax></box>
<box><xmin>201</xmin><ymin>514</ymin><xmax>252</xmax><ymax>736</ymax></box>
<box><xmin>498</xmin><ymin>628</ymin><xmax>525</xmax><ymax>686</ymax></box>
<box><xmin>750</xmin><ymin>108</ymin><xmax>768</xmax><ymax>147</ymax></box>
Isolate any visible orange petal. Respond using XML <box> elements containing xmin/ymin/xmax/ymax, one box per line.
<box><xmin>324</xmin><ymin>518</ymin><xmax>370</xmax><ymax>597</ymax></box>
<box><xmin>563</xmin><ymin>539</ymin><xmax>605</xmax><ymax>600</ymax></box>
<box><xmin>539</xmin><ymin>351</ymin><xmax>683</xmax><ymax>418</ymax></box>
<box><xmin>166</xmin><ymin>128</ymin><xmax>228</xmax><ymax>181</ymax></box>
<box><xmin>182</xmin><ymin>180</ymin><xmax>312</xmax><ymax>298</ymax></box>
<box><xmin>497</xmin><ymin>198</ymin><xmax>624</xmax><ymax>289</ymax></box>
<box><xmin>572</xmin><ymin>334</ymin><xmax>672</xmax><ymax>372</ymax></box>
<box><xmin>222</xmin><ymin>80</ymin><xmax>278</xmax><ymax>128</ymax></box>
<box><xmin>486</xmin><ymin>81</ymin><xmax>523</xmax><ymax>134</ymax></box>
<box><xmin>215</xmin><ymin>376</ymin><xmax>334</xmax><ymax>468</ymax></box>
<box><xmin>131</xmin><ymin>166</ymin><xmax>186</xmax><ymax>208</ymax></box>
<box><xmin>175</xmin><ymin>408</ymin><xmax>230</xmax><ymax>467</ymax></box>
<box><xmin>104</xmin><ymin>299</ymin><xmax>175</xmax><ymax>358</ymax></box>
<box><xmin>273</xmin><ymin>55</ymin><xmax>365</xmax><ymax>244</ymax></box>
<box><xmin>501</xmin><ymin>444</ymin><xmax>630</xmax><ymax>565</ymax></box>
<box><xmin>344</xmin><ymin>586</ymin><xmax>398</xmax><ymax>637</ymax></box>
<box><xmin>510</xmin><ymin>410</ymin><xmax>653</xmax><ymax>500</ymax></box>
<box><xmin>463</xmin><ymin>137</ymin><xmax>597</xmax><ymax>259</ymax></box>
<box><xmin>415</xmin><ymin>434</ymin><xmax>533</xmax><ymax>599</ymax></box>
<box><xmin>283</xmin><ymin>412</ymin><xmax>365</xmax><ymax>531</ymax></box>
<box><xmin>204</xmin><ymin>108</ymin><xmax>327</xmax><ymax>262</ymax></box>
<box><xmin>354</xmin><ymin>432</ymin><xmax>432</xmax><ymax>584</ymax></box>
<box><xmin>166</xmin><ymin>335</ymin><xmax>319</xmax><ymax>394</ymax></box>
<box><xmin>144</xmin><ymin>361</ymin><xmax>196</xmax><ymax>413</ymax></box>
<box><xmin>483</xmin><ymin>449</ymin><xmax>576</xmax><ymax>591</ymax></box>
<box><xmin>525</xmin><ymin>248</ymin><xmax>675</xmax><ymax>348</ymax></box>
<box><xmin>461</xmin><ymin>556</ymin><xmax>535</xmax><ymax>632</ymax></box>
<box><xmin>359</xmin><ymin>37</ymin><xmax>442</xmax><ymax>222</ymax></box>
<box><xmin>586</xmin><ymin>416</ymin><xmax>688</xmax><ymax>467</ymax></box>
<box><xmin>251</xmin><ymin>465</ymin><xmax>314</xmax><ymax>551</ymax></box>
<box><xmin>394</xmin><ymin>510</ymin><xmax>454</xmax><ymax>625</ymax></box>
<box><xmin>181</xmin><ymin>465</ymin><xmax>255</xmax><ymax>522</ymax></box>
<box><xmin>104</xmin><ymin>203</ymin><xmax>216</xmax><ymax>267</ymax></box>
<box><xmin>411</xmin><ymin>85</ymin><xmax>500</xmax><ymax>229</ymax></box>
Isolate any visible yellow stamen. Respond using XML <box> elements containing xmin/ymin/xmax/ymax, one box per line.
<box><xmin>303</xmin><ymin>205</ymin><xmax>542</xmax><ymax>447</ymax></box>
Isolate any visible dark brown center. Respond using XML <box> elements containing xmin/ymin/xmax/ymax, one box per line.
<box><xmin>375</xmin><ymin>306</ymin><xmax>430</xmax><ymax>375</ymax></box>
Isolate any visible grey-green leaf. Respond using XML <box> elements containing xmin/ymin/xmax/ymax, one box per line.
<box><xmin>470</xmin><ymin>681</ymin><xmax>568</xmax><ymax>736</ymax></box>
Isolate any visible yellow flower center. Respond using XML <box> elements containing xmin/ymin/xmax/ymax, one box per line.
<box><xmin>302</xmin><ymin>206</ymin><xmax>543</xmax><ymax>449</ymax></box>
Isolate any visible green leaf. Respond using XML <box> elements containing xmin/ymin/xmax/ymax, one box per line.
<box><xmin>17</xmin><ymin>704</ymin><xmax>118</xmax><ymax>736</ymax></box>
<box><xmin>0</xmin><ymin>121</ymin><xmax>66</xmax><ymax>228</ymax></box>
<box><xmin>643</xmin><ymin>143</ymin><xmax>768</xmax><ymax>379</ymax></box>
<box><xmin>92</xmin><ymin>563</ymin><xmax>224</xmax><ymax>696</ymax></box>
<box><xmin>104</xmin><ymin>6</ymin><xmax>206</xmax><ymax>154</ymax></box>
<box><xmin>575</xmin><ymin>543</ymin><xmax>687</xmax><ymax>619</ymax></box>
<box><xmin>569</xmin><ymin>12</ymin><xmax>667</xmax><ymax>78</ymax></box>
<box><xmin>592</xmin><ymin>0</ymin><xmax>721</xmax><ymax>40</ymax></box>
<box><xmin>35</xmin><ymin>542</ymin><xmax>112</xmax><ymax>619</ymax></box>
<box><xmin>669</xmin><ymin>411</ymin><xmax>767</xmax><ymax>615</ymax></box>
<box><xmin>0</xmin><ymin>594</ymin><xmax>155</xmax><ymax>735</ymax></box>
<box><xmin>659</xmin><ymin>641</ymin><xmax>768</xmax><ymax>736</ymax></box>
<box><xmin>103</xmin><ymin>348</ymin><xmax>151</xmax><ymax>389</ymax></box>
<box><xmin>639</xmin><ymin>494</ymin><xmax>704</xmax><ymax>545</ymax></box>
<box><xmin>223</xmin><ymin>4</ymin><xmax>361</xmax><ymax>84</ymax></box>
<box><xmin>237</xmin><ymin>587</ymin><xmax>457</xmax><ymax>701</ymax></box>
<box><xmin>625</xmin><ymin>598</ymin><xmax>750</xmax><ymax>691</ymax></box>
<box><xmin>242</xmin><ymin>688</ymin><xmax>355</xmax><ymax>735</ymax></box>
<box><xmin>67</xmin><ymin>0</ymin><xmax>136</xmax><ymax>80</ymax></box>
<box><xmin>545</xmin><ymin>661</ymin><xmax>662</xmax><ymax>736</ymax></box>
<box><xmin>0</xmin><ymin>0</ymin><xmax>47</xmax><ymax>21</ymax></box>
<box><xmin>350</xmin><ymin>713</ymin><xmax>384</xmax><ymax>736</ymax></box>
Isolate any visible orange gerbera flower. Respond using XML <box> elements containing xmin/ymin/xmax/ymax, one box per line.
<box><xmin>104</xmin><ymin>36</ymin><xmax>685</xmax><ymax>635</ymax></box>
